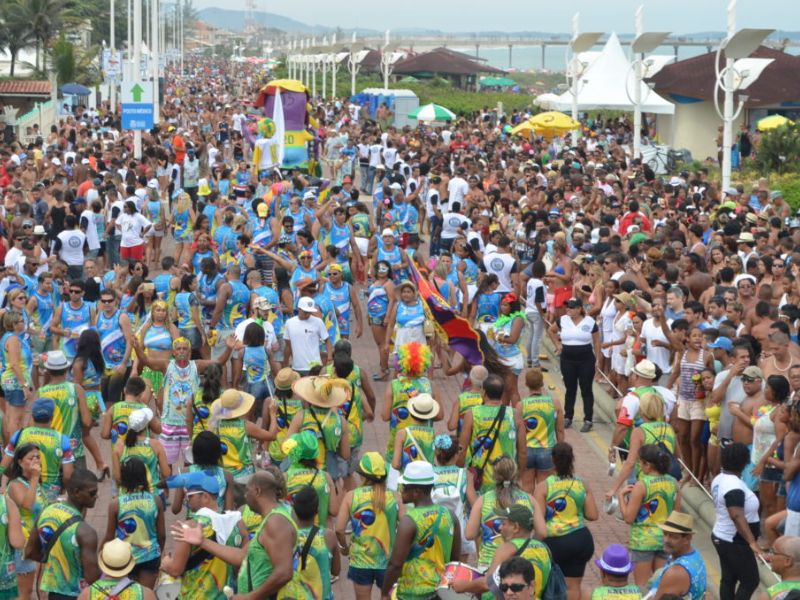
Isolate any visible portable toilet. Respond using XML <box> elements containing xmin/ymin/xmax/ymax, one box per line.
<box><xmin>358</xmin><ymin>88</ymin><xmax>419</xmax><ymax>128</ymax></box>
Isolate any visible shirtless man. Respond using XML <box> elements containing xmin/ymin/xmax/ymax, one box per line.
<box><xmin>746</xmin><ymin>301</ymin><xmax>775</xmax><ymax>352</ymax></box>
<box><xmin>681</xmin><ymin>253</ymin><xmax>713</xmax><ymax>301</ymax></box>
<box><xmin>729</xmin><ymin>366</ymin><xmax>765</xmax><ymax>447</ymax></box>
<box><xmin>760</xmin><ymin>330</ymin><xmax>795</xmax><ymax>380</ymax></box>
<box><xmin>736</xmin><ymin>274</ymin><xmax>758</xmax><ymax>317</ymax></box>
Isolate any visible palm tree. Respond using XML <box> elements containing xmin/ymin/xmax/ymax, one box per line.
<box><xmin>22</xmin><ymin>0</ymin><xmax>74</xmax><ymax>71</ymax></box>
<box><xmin>0</xmin><ymin>0</ymin><xmax>36</xmax><ymax>76</ymax></box>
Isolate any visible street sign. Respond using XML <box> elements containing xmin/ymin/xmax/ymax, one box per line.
<box><xmin>121</xmin><ymin>80</ymin><xmax>154</xmax><ymax>130</ymax></box>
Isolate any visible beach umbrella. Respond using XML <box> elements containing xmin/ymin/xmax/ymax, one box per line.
<box><xmin>60</xmin><ymin>82</ymin><xmax>91</xmax><ymax>96</ymax></box>
<box><xmin>757</xmin><ymin>114</ymin><xmax>793</xmax><ymax>131</ymax></box>
<box><xmin>480</xmin><ymin>77</ymin><xmax>517</xmax><ymax>87</ymax></box>
<box><xmin>409</xmin><ymin>103</ymin><xmax>456</xmax><ymax>122</ymax></box>
<box><xmin>511</xmin><ymin>111</ymin><xmax>580</xmax><ymax>138</ymax></box>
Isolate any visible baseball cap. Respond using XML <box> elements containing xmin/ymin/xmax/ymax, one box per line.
<box><xmin>298</xmin><ymin>297</ymin><xmax>316</xmax><ymax>313</ymax></box>
<box><xmin>389</xmin><ymin>182</ymin><xmax>403</xmax><ymax>191</ymax></box>
<box><xmin>491</xmin><ymin>503</ymin><xmax>534</xmax><ymax>529</ymax></box>
<box><xmin>742</xmin><ymin>366</ymin><xmax>764</xmax><ymax>380</ymax></box>
<box><xmin>303</xmin><ymin>191</ymin><xmax>317</xmax><ymax>202</ymax></box>
<box><xmin>381</xmin><ymin>228</ymin><xmax>395</xmax><ymax>237</ymax></box>
<box><xmin>253</xmin><ymin>297</ymin><xmax>271</xmax><ymax>310</ymax></box>
<box><xmin>707</xmin><ymin>336</ymin><xmax>733</xmax><ymax>353</ymax></box>
<box><xmin>163</xmin><ymin>471</ymin><xmax>220</xmax><ymax>494</ymax></box>
<box><xmin>32</xmin><ymin>398</ymin><xmax>56</xmax><ymax>421</ymax></box>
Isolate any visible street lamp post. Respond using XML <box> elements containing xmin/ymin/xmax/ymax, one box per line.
<box><xmin>714</xmin><ymin>0</ymin><xmax>774</xmax><ymax>189</ymax></box>
<box><xmin>567</xmin><ymin>13</ymin><xmax>602</xmax><ymax>141</ymax></box>
<box><xmin>151</xmin><ymin>0</ymin><xmax>159</xmax><ymax>123</ymax></box>
<box><xmin>110</xmin><ymin>0</ymin><xmax>116</xmax><ymax>111</ymax></box>
<box><xmin>133</xmin><ymin>0</ymin><xmax>142</xmax><ymax>158</ymax></box>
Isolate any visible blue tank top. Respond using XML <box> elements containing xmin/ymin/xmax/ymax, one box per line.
<box><xmin>174</xmin><ymin>292</ymin><xmax>197</xmax><ymax>329</ymax></box>
<box><xmin>97</xmin><ymin>310</ymin><xmax>128</xmax><ymax>369</ymax></box>
<box><xmin>462</xmin><ymin>258</ymin><xmax>479</xmax><ymax>285</ymax></box>
<box><xmin>223</xmin><ymin>280</ymin><xmax>250</xmax><ymax>329</ymax></box>
<box><xmin>289</xmin><ymin>267</ymin><xmax>318</xmax><ymax>294</ymax></box>
<box><xmin>251</xmin><ymin>218</ymin><xmax>273</xmax><ymax>247</ymax></box>
<box><xmin>153</xmin><ymin>273</ymin><xmax>172</xmax><ymax>300</ymax></box>
<box><xmin>328</xmin><ymin>222</ymin><xmax>351</xmax><ymax>258</ymax></box>
<box><xmin>60</xmin><ymin>301</ymin><xmax>92</xmax><ymax>360</ymax></box>
<box><xmin>243</xmin><ymin>346</ymin><xmax>268</xmax><ymax>383</ymax></box>
<box><xmin>144</xmin><ymin>325</ymin><xmax>173</xmax><ymax>352</ymax></box>
<box><xmin>325</xmin><ymin>281</ymin><xmax>351</xmax><ymax>321</ymax></box>
<box><xmin>146</xmin><ymin>200</ymin><xmax>162</xmax><ymax>224</ymax></box>
<box><xmin>650</xmin><ymin>548</ymin><xmax>707</xmax><ymax>600</ymax></box>
<box><xmin>32</xmin><ymin>289</ymin><xmax>54</xmax><ymax>331</ymax></box>
<box><xmin>214</xmin><ymin>225</ymin><xmax>237</xmax><ymax>255</ymax></box>
<box><xmin>367</xmin><ymin>282</ymin><xmax>389</xmax><ymax>320</ymax></box>
<box><xmin>476</xmin><ymin>292</ymin><xmax>502</xmax><ymax>324</ymax></box>
<box><xmin>198</xmin><ymin>273</ymin><xmax>222</xmax><ymax>321</ymax></box>
<box><xmin>192</xmin><ymin>250</ymin><xmax>214</xmax><ymax>275</ymax></box>
<box><xmin>377</xmin><ymin>241</ymin><xmax>402</xmax><ymax>276</ymax></box>
<box><xmin>397</xmin><ymin>300</ymin><xmax>425</xmax><ymax>329</ymax></box>
<box><xmin>254</xmin><ymin>286</ymin><xmax>284</xmax><ymax>337</ymax></box>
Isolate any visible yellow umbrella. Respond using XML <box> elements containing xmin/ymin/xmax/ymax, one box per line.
<box><xmin>511</xmin><ymin>111</ymin><xmax>581</xmax><ymax>138</ymax></box>
<box><xmin>757</xmin><ymin>114</ymin><xmax>793</xmax><ymax>131</ymax></box>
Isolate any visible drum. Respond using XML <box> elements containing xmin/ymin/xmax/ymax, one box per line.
<box><xmin>437</xmin><ymin>562</ymin><xmax>483</xmax><ymax>599</ymax></box>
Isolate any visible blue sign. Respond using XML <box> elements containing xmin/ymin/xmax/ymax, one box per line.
<box><xmin>121</xmin><ymin>103</ymin><xmax>154</xmax><ymax>130</ymax></box>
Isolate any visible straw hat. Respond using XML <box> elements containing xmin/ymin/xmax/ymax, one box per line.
<box><xmin>407</xmin><ymin>393</ymin><xmax>440</xmax><ymax>420</ymax></box>
<box><xmin>274</xmin><ymin>368</ymin><xmax>300</xmax><ymax>391</ymax></box>
<box><xmin>293</xmin><ymin>376</ymin><xmax>351</xmax><ymax>408</ymax></box>
<box><xmin>659</xmin><ymin>511</ymin><xmax>695</xmax><ymax>534</ymax></box>
<box><xmin>632</xmin><ymin>359</ymin><xmax>657</xmax><ymax>380</ymax></box>
<box><xmin>211</xmin><ymin>389</ymin><xmax>256</xmax><ymax>420</ymax></box>
<box><xmin>98</xmin><ymin>539</ymin><xmax>136</xmax><ymax>578</ymax></box>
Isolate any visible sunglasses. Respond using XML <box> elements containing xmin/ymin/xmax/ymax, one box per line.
<box><xmin>100</xmin><ymin>298</ymin><xmax>114</xmax><ymax>303</ymax></box>
<box><xmin>500</xmin><ymin>583</ymin><xmax>528</xmax><ymax>593</ymax></box>
<box><xmin>70</xmin><ymin>289</ymin><xmax>83</xmax><ymax>294</ymax></box>
<box><xmin>742</xmin><ymin>376</ymin><xmax>762</xmax><ymax>383</ymax></box>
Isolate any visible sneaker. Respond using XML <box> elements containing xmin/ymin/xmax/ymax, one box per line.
<box><xmin>564</xmin><ymin>418</ymin><xmax>573</xmax><ymax>429</ymax></box>
<box><xmin>580</xmin><ymin>421</ymin><xmax>593</xmax><ymax>433</ymax></box>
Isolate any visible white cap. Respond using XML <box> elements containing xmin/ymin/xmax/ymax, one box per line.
<box><xmin>253</xmin><ymin>297</ymin><xmax>271</xmax><ymax>310</ymax></box>
<box><xmin>147</xmin><ymin>178</ymin><xmax>159</xmax><ymax>189</ymax></box>
<box><xmin>389</xmin><ymin>182</ymin><xmax>402</xmax><ymax>191</ymax></box>
<box><xmin>51</xmin><ymin>157</ymin><xmax>61</xmax><ymax>166</ymax></box>
<box><xmin>303</xmin><ymin>190</ymin><xmax>317</xmax><ymax>201</ymax></box>
<box><xmin>128</xmin><ymin>407</ymin><xmax>154</xmax><ymax>432</ymax></box>
<box><xmin>81</xmin><ymin>158</ymin><xmax>90</xmax><ymax>165</ymax></box>
<box><xmin>298</xmin><ymin>297</ymin><xmax>316</xmax><ymax>313</ymax></box>
<box><xmin>398</xmin><ymin>461</ymin><xmax>437</xmax><ymax>486</ymax></box>
<box><xmin>381</xmin><ymin>228</ymin><xmax>395</xmax><ymax>237</ymax></box>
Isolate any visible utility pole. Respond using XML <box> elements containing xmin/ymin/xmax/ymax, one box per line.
<box><xmin>151</xmin><ymin>0</ymin><xmax>159</xmax><ymax>123</ymax></box>
<box><xmin>179</xmin><ymin>0</ymin><xmax>184</xmax><ymax>77</ymax></box>
<box><xmin>110</xmin><ymin>0</ymin><xmax>116</xmax><ymax>111</ymax></box>
<box><xmin>133</xmin><ymin>0</ymin><xmax>142</xmax><ymax>158</ymax></box>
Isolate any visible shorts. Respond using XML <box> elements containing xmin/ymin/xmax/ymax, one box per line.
<box><xmin>14</xmin><ymin>549</ymin><xmax>36</xmax><ymax>574</ymax></box>
<box><xmin>30</xmin><ymin>334</ymin><xmax>51</xmax><ymax>354</ymax></box>
<box><xmin>526</xmin><ymin>447</ymin><xmax>554</xmax><ymax>471</ymax></box>
<box><xmin>132</xmin><ymin>556</ymin><xmax>161</xmax><ymax>575</ymax></box>
<box><xmin>762</xmin><ymin>466</ymin><xmax>783</xmax><ymax>484</ymax></box>
<box><xmin>348</xmin><ymin>566</ymin><xmax>385</xmax><ymax>587</ymax></box>
<box><xmin>677</xmin><ymin>398</ymin><xmax>707</xmax><ymax>421</ymax></box>
<box><xmin>631</xmin><ymin>549</ymin><xmax>669</xmax><ymax>563</ymax></box>
<box><xmin>3</xmin><ymin>389</ymin><xmax>25</xmax><ymax>408</ymax></box>
<box><xmin>544</xmin><ymin>526</ymin><xmax>595</xmax><ymax>578</ymax></box>
<box><xmin>333</xmin><ymin>448</ymin><xmax>361</xmax><ymax>479</ymax></box>
<box><xmin>149</xmin><ymin>226</ymin><xmax>165</xmax><ymax>238</ymax></box>
<box><xmin>160</xmin><ymin>424</ymin><xmax>190</xmax><ymax>465</ymax></box>
<box><xmin>97</xmin><ymin>241</ymin><xmax>106</xmax><ymax>257</ymax></box>
<box><xmin>179</xmin><ymin>327</ymin><xmax>202</xmax><ymax>351</ymax></box>
<box><xmin>212</xmin><ymin>328</ymin><xmax>239</xmax><ymax>360</ymax></box>
<box><xmin>86</xmin><ymin>249</ymin><xmax>100</xmax><ymax>259</ymax></box>
<box><xmin>553</xmin><ymin>286</ymin><xmax>573</xmax><ymax>308</ymax></box>
<box><xmin>369</xmin><ymin>316</ymin><xmax>385</xmax><ymax>327</ymax></box>
<box><xmin>121</xmin><ymin>244</ymin><xmax>145</xmax><ymax>262</ymax></box>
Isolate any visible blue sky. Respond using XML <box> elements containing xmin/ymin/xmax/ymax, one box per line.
<box><xmin>193</xmin><ymin>0</ymin><xmax>800</xmax><ymax>33</ymax></box>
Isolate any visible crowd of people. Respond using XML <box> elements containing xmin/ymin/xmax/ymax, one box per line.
<box><xmin>0</xmin><ymin>53</ymin><xmax>800</xmax><ymax>600</ymax></box>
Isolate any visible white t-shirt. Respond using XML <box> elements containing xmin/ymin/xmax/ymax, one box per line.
<box><xmin>714</xmin><ymin>370</ymin><xmax>746</xmax><ymax>440</ymax></box>
<box><xmin>118</xmin><ymin>213</ymin><xmax>152</xmax><ymax>247</ymax></box>
<box><xmin>234</xmin><ymin>318</ymin><xmax>277</xmax><ymax>351</ymax></box>
<box><xmin>57</xmin><ymin>230</ymin><xmax>86</xmax><ymax>266</ymax></box>
<box><xmin>80</xmin><ymin>209</ymin><xmax>101</xmax><ymax>251</ymax></box>
<box><xmin>284</xmin><ymin>314</ymin><xmax>329</xmax><ymax>371</ymax></box>
<box><xmin>447</xmin><ymin>177</ymin><xmax>468</xmax><ymax>211</ymax></box>
<box><xmin>4</xmin><ymin>248</ymin><xmax>22</xmax><ymax>270</ymax></box>
<box><xmin>483</xmin><ymin>252</ymin><xmax>517</xmax><ymax>294</ymax></box>
<box><xmin>368</xmin><ymin>144</ymin><xmax>383</xmax><ymax>168</ymax></box>
<box><xmin>525</xmin><ymin>278</ymin><xmax>546</xmax><ymax>314</ymax></box>
<box><xmin>441</xmin><ymin>212</ymin><xmax>471</xmax><ymax>240</ymax></box>
<box><xmin>641</xmin><ymin>318</ymin><xmax>674</xmax><ymax>374</ymax></box>
<box><xmin>711</xmin><ymin>472</ymin><xmax>760</xmax><ymax>542</ymax></box>
<box><xmin>383</xmin><ymin>147</ymin><xmax>398</xmax><ymax>169</ymax></box>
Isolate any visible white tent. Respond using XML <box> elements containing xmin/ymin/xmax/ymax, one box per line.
<box><xmin>539</xmin><ymin>32</ymin><xmax>675</xmax><ymax>115</ymax></box>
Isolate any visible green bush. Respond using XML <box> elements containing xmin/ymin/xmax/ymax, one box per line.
<box><xmin>756</xmin><ymin>124</ymin><xmax>800</xmax><ymax>175</ymax></box>
<box><xmin>770</xmin><ymin>173</ymin><xmax>800</xmax><ymax>212</ymax></box>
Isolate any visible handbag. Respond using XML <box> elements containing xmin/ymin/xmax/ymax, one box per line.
<box><xmin>542</xmin><ymin>562</ymin><xmax>568</xmax><ymax>600</ymax></box>
<box><xmin>468</xmin><ymin>406</ymin><xmax>506</xmax><ymax>491</ymax></box>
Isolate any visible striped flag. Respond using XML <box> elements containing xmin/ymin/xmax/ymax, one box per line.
<box><xmin>409</xmin><ymin>261</ymin><xmax>484</xmax><ymax>366</ymax></box>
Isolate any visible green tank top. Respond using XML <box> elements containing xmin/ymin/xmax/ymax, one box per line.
<box><xmin>769</xmin><ymin>581</ymin><xmax>800</xmax><ymax>599</ymax></box>
<box><xmin>456</xmin><ymin>390</ymin><xmax>483</xmax><ymax>436</ymax></box>
<box><xmin>397</xmin><ymin>504</ymin><xmax>454</xmax><ymax>600</ymax></box>
<box><xmin>468</xmin><ymin>404</ymin><xmax>517</xmax><ymax>492</ymax></box>
<box><xmin>13</xmin><ymin>426</ymin><xmax>68</xmax><ymax>501</ymax></box>
<box><xmin>217</xmin><ymin>417</ymin><xmax>254</xmax><ymax>480</ymax></box>
<box><xmin>267</xmin><ymin>396</ymin><xmax>304</xmax><ymax>461</ymax></box>
<box><xmin>544</xmin><ymin>475</ymin><xmax>587</xmax><ymax>537</ymax></box>
<box><xmin>591</xmin><ymin>584</ymin><xmax>643</xmax><ymax>599</ymax></box>
<box><xmin>117</xmin><ymin>491</ymin><xmax>161</xmax><ymax>563</ymax></box>
<box><xmin>8</xmin><ymin>477</ymin><xmax>43</xmax><ymax>542</ymax></box>
<box><xmin>348</xmin><ymin>485</ymin><xmax>398</xmax><ymax>570</ymax></box>
<box><xmin>630</xmin><ymin>474</ymin><xmax>677</xmax><ymax>551</ymax></box>
<box><xmin>238</xmin><ymin>504</ymin><xmax>296</xmax><ymax>593</ymax></box>
<box><xmin>325</xmin><ymin>364</ymin><xmax>366</xmax><ymax>448</ymax></box>
<box><xmin>478</xmin><ymin>488</ymin><xmax>533</xmax><ymax>567</ymax></box>
<box><xmin>121</xmin><ymin>439</ymin><xmax>160</xmax><ymax>492</ymax></box>
<box><xmin>40</xmin><ymin>381</ymin><xmax>83</xmax><ymax>457</ymax></box>
<box><xmin>287</xmin><ymin>466</ymin><xmax>331</xmax><ymax>526</ymax></box>
<box><xmin>511</xmin><ymin>537</ymin><xmax>552</xmax><ymax>600</ymax></box>
<box><xmin>522</xmin><ymin>395</ymin><xmax>557</xmax><ymax>449</ymax></box>
<box><xmin>110</xmin><ymin>401</ymin><xmax>148</xmax><ymax>444</ymax></box>
<box><xmin>181</xmin><ymin>512</ymin><xmax>243</xmax><ymax>600</ymax></box>
<box><xmin>387</xmin><ymin>376</ymin><xmax>432</xmax><ymax>459</ymax></box>
<box><xmin>286</xmin><ymin>525</ymin><xmax>332</xmax><ymax>600</ymax></box>
<box><xmin>0</xmin><ymin>495</ymin><xmax>14</xmax><ymax>593</ymax></box>
<box><xmin>623</xmin><ymin>386</ymin><xmax>657</xmax><ymax>448</ymax></box>
<box><xmin>636</xmin><ymin>421</ymin><xmax>677</xmax><ymax>479</ymax></box>
<box><xmin>38</xmin><ymin>502</ymin><xmax>84</xmax><ymax>596</ymax></box>
<box><xmin>301</xmin><ymin>407</ymin><xmax>344</xmax><ymax>469</ymax></box>
<box><xmin>191</xmin><ymin>393</ymin><xmax>213</xmax><ymax>440</ymax></box>
<box><xmin>88</xmin><ymin>579</ymin><xmax>146</xmax><ymax>600</ymax></box>
<box><xmin>241</xmin><ymin>505</ymin><xmax>263</xmax><ymax>540</ymax></box>
<box><xmin>400</xmin><ymin>423</ymin><xmax>435</xmax><ymax>469</ymax></box>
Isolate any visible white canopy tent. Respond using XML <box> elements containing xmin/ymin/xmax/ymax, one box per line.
<box><xmin>538</xmin><ymin>33</ymin><xmax>675</xmax><ymax>115</ymax></box>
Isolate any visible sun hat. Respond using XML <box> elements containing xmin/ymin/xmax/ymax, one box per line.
<box><xmin>293</xmin><ymin>376</ymin><xmax>351</xmax><ymax>408</ymax></box>
<box><xmin>33</xmin><ymin>225</ymin><xmax>46</xmax><ymax>236</ymax></box>
<box><xmin>98</xmin><ymin>539</ymin><xmax>136</xmax><ymax>578</ymax></box>
<box><xmin>211</xmin><ymin>389</ymin><xmax>256</xmax><ymax>421</ymax></box>
<box><xmin>632</xmin><ymin>359</ymin><xmax>657</xmax><ymax>380</ymax></box>
<box><xmin>629</xmin><ymin>232</ymin><xmax>648</xmax><ymax>247</ymax></box>
<box><xmin>407</xmin><ymin>393</ymin><xmax>440</xmax><ymax>420</ymax></box>
<box><xmin>327</xmin><ymin>263</ymin><xmax>343</xmax><ymax>274</ymax></box>
<box><xmin>128</xmin><ymin>407</ymin><xmax>154</xmax><ymax>432</ymax></box>
<box><xmin>303</xmin><ymin>190</ymin><xmax>317</xmax><ymax>202</ymax></box>
<box><xmin>298</xmin><ymin>297</ymin><xmax>317</xmax><ymax>313</ymax></box>
<box><xmin>492</xmin><ymin>503</ymin><xmax>534</xmax><ymax>530</ymax></box>
<box><xmin>397</xmin><ymin>461</ymin><xmax>437</xmax><ymax>486</ymax></box>
<box><xmin>43</xmin><ymin>350</ymin><xmax>71</xmax><ymax>371</ymax></box>
<box><xmin>595</xmin><ymin>543</ymin><xmax>634</xmax><ymax>575</ymax></box>
<box><xmin>735</xmin><ymin>274</ymin><xmax>757</xmax><ymax>286</ymax></box>
<box><xmin>274</xmin><ymin>368</ymin><xmax>300</xmax><ymax>390</ymax></box>
<box><xmin>659</xmin><ymin>511</ymin><xmax>695</xmax><ymax>534</ymax></box>
<box><xmin>356</xmin><ymin>452</ymin><xmax>387</xmax><ymax>480</ymax></box>
<box><xmin>745</xmin><ymin>212</ymin><xmax>758</xmax><ymax>225</ymax></box>
<box><xmin>613</xmin><ymin>292</ymin><xmax>635</xmax><ymax>307</ymax></box>
<box><xmin>772</xmin><ymin>190</ymin><xmax>783</xmax><ymax>200</ymax></box>
<box><xmin>32</xmin><ymin>398</ymin><xmax>55</xmax><ymax>421</ymax></box>
<box><xmin>395</xmin><ymin>280</ymin><xmax>416</xmax><ymax>295</ymax></box>
<box><xmin>281</xmin><ymin>430</ymin><xmax>319</xmax><ymax>463</ymax></box>
<box><xmin>737</xmin><ymin>231</ymin><xmax>755</xmax><ymax>244</ymax></box>
<box><xmin>147</xmin><ymin>178</ymin><xmax>159</xmax><ymax>190</ymax></box>
<box><xmin>253</xmin><ymin>296</ymin><xmax>271</xmax><ymax>310</ymax></box>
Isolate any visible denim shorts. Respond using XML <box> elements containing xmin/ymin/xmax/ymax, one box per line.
<box><xmin>631</xmin><ymin>549</ymin><xmax>669</xmax><ymax>563</ymax></box>
<box><xmin>348</xmin><ymin>566</ymin><xmax>385</xmax><ymax>587</ymax></box>
<box><xmin>333</xmin><ymin>448</ymin><xmax>361</xmax><ymax>479</ymax></box>
<box><xmin>14</xmin><ymin>549</ymin><xmax>36</xmax><ymax>574</ymax></box>
<box><xmin>526</xmin><ymin>447</ymin><xmax>554</xmax><ymax>471</ymax></box>
<box><xmin>3</xmin><ymin>389</ymin><xmax>25</xmax><ymax>408</ymax></box>
<box><xmin>762</xmin><ymin>466</ymin><xmax>784</xmax><ymax>484</ymax></box>
<box><xmin>179</xmin><ymin>327</ymin><xmax>202</xmax><ymax>350</ymax></box>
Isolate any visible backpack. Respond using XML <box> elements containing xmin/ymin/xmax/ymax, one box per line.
<box><xmin>431</xmin><ymin>468</ymin><xmax>465</xmax><ymax>518</ymax></box>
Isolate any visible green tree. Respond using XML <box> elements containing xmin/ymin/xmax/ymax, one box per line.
<box><xmin>23</xmin><ymin>0</ymin><xmax>74</xmax><ymax>71</ymax></box>
<box><xmin>756</xmin><ymin>124</ymin><xmax>800</xmax><ymax>175</ymax></box>
<box><xmin>0</xmin><ymin>0</ymin><xmax>36</xmax><ymax>76</ymax></box>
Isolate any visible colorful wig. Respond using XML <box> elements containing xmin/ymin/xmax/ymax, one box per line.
<box><xmin>394</xmin><ymin>342</ymin><xmax>432</xmax><ymax>378</ymax></box>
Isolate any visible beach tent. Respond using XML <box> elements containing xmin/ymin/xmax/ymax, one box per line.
<box><xmin>539</xmin><ymin>33</ymin><xmax>674</xmax><ymax>115</ymax></box>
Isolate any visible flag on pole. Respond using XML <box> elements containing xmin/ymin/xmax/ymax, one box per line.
<box><xmin>409</xmin><ymin>261</ymin><xmax>484</xmax><ymax>366</ymax></box>
<box><xmin>272</xmin><ymin>88</ymin><xmax>286</xmax><ymax>167</ymax></box>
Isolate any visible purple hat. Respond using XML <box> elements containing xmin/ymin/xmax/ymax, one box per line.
<box><xmin>595</xmin><ymin>544</ymin><xmax>633</xmax><ymax>575</ymax></box>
